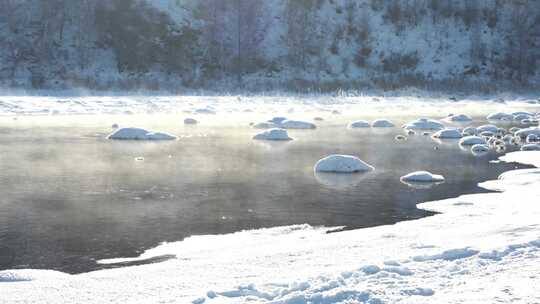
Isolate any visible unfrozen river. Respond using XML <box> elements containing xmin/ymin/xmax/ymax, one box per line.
<box><xmin>0</xmin><ymin>112</ymin><xmax>526</xmax><ymax>273</ymax></box>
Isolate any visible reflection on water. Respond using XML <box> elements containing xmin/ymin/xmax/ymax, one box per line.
<box><xmin>0</xmin><ymin>116</ymin><xmax>527</xmax><ymax>273</ymax></box>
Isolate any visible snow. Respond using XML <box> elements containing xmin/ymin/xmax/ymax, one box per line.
<box><xmin>314</xmin><ymin>155</ymin><xmax>374</xmax><ymax>173</ymax></box>
<box><xmin>348</xmin><ymin>120</ymin><xmax>370</xmax><ymax>128</ymax></box>
<box><xmin>400</xmin><ymin>171</ymin><xmax>445</xmax><ymax>182</ymax></box>
<box><xmin>107</xmin><ymin>127</ymin><xmax>177</xmax><ymax>140</ymax></box>
<box><xmin>252</xmin><ymin>128</ymin><xmax>292</xmax><ymax>141</ymax></box>
<box><xmin>1</xmin><ymin>150</ymin><xmax>540</xmax><ymax>303</ymax></box>
<box><xmin>459</xmin><ymin>135</ymin><xmax>487</xmax><ymax>146</ymax></box>
<box><xmin>432</xmin><ymin>128</ymin><xmax>462</xmax><ymax>139</ymax></box>
<box><xmin>371</xmin><ymin>119</ymin><xmax>395</xmax><ymax>128</ymax></box>
<box><xmin>402</xmin><ymin>118</ymin><xmax>444</xmax><ymax>130</ymax></box>
<box><xmin>278</xmin><ymin>120</ymin><xmax>317</xmax><ymax>129</ymax></box>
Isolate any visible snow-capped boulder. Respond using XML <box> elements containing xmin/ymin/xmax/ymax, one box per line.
<box><xmin>107</xmin><ymin>127</ymin><xmax>177</xmax><ymax>140</ymax></box>
<box><xmin>252</xmin><ymin>128</ymin><xmax>292</xmax><ymax>141</ymax></box>
<box><xmin>446</xmin><ymin>114</ymin><xmax>472</xmax><ymax>122</ymax></box>
<box><xmin>403</xmin><ymin>118</ymin><xmax>444</xmax><ymax>130</ymax></box>
<box><xmin>268</xmin><ymin>117</ymin><xmax>288</xmax><ymax>124</ymax></box>
<box><xmin>400</xmin><ymin>171</ymin><xmax>445</xmax><ymax>182</ymax></box>
<box><xmin>471</xmin><ymin>144</ymin><xmax>490</xmax><ymax>155</ymax></box>
<box><xmin>514</xmin><ymin>113</ymin><xmax>532</xmax><ymax>121</ymax></box>
<box><xmin>487</xmin><ymin>112</ymin><xmax>513</xmax><ymax>121</ymax></box>
<box><xmin>111</xmin><ymin>123</ymin><xmax>119</xmax><ymax>129</ymax></box>
<box><xmin>372</xmin><ymin>119</ymin><xmax>395</xmax><ymax>128</ymax></box>
<box><xmin>459</xmin><ymin>136</ymin><xmax>487</xmax><ymax>146</ymax></box>
<box><xmin>476</xmin><ymin>124</ymin><xmax>499</xmax><ymax>133</ymax></box>
<box><xmin>314</xmin><ymin>155</ymin><xmax>374</xmax><ymax>173</ymax></box>
<box><xmin>521</xmin><ymin>144</ymin><xmax>540</xmax><ymax>151</ymax></box>
<box><xmin>527</xmin><ymin>134</ymin><xmax>540</xmax><ymax>143</ymax></box>
<box><xmin>515</xmin><ymin>127</ymin><xmax>540</xmax><ymax>138</ymax></box>
<box><xmin>348</xmin><ymin>120</ymin><xmax>370</xmax><ymax>128</ymax></box>
<box><xmin>184</xmin><ymin>118</ymin><xmax>198</xmax><ymax>125</ymax></box>
<box><xmin>432</xmin><ymin>128</ymin><xmax>462</xmax><ymax>139</ymax></box>
<box><xmin>253</xmin><ymin>122</ymin><xmax>278</xmax><ymax>129</ymax></box>
<box><xmin>462</xmin><ymin>127</ymin><xmax>478</xmax><ymax>136</ymax></box>
<box><xmin>194</xmin><ymin>108</ymin><xmax>216</xmax><ymax>115</ymax></box>
<box><xmin>279</xmin><ymin>120</ymin><xmax>316</xmax><ymax>129</ymax></box>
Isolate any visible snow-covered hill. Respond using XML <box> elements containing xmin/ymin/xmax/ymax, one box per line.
<box><xmin>1</xmin><ymin>0</ymin><xmax>539</xmax><ymax>91</ymax></box>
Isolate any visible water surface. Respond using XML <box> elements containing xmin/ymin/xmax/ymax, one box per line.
<box><xmin>0</xmin><ymin>115</ymin><xmax>526</xmax><ymax>273</ymax></box>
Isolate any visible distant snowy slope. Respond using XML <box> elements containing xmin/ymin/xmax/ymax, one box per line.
<box><xmin>1</xmin><ymin>0</ymin><xmax>540</xmax><ymax>91</ymax></box>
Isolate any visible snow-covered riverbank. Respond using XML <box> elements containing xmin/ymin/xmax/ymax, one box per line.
<box><xmin>1</xmin><ymin>151</ymin><xmax>539</xmax><ymax>303</ymax></box>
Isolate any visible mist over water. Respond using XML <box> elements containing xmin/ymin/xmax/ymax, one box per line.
<box><xmin>0</xmin><ymin>103</ymin><xmax>532</xmax><ymax>274</ymax></box>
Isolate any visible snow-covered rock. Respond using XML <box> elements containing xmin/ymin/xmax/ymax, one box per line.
<box><xmin>471</xmin><ymin>144</ymin><xmax>490</xmax><ymax>155</ymax></box>
<box><xmin>348</xmin><ymin>120</ymin><xmax>370</xmax><ymax>128</ymax></box>
<box><xmin>462</xmin><ymin>127</ymin><xmax>478</xmax><ymax>136</ymax></box>
<box><xmin>252</xmin><ymin>128</ymin><xmax>292</xmax><ymax>141</ymax></box>
<box><xmin>445</xmin><ymin>114</ymin><xmax>472</xmax><ymax>122</ymax></box>
<box><xmin>314</xmin><ymin>155</ymin><xmax>374</xmax><ymax>173</ymax></box>
<box><xmin>459</xmin><ymin>136</ymin><xmax>487</xmax><ymax>146</ymax></box>
<box><xmin>107</xmin><ymin>127</ymin><xmax>177</xmax><ymax>140</ymax></box>
<box><xmin>194</xmin><ymin>108</ymin><xmax>216</xmax><ymax>115</ymax></box>
<box><xmin>521</xmin><ymin>144</ymin><xmax>540</xmax><ymax>151</ymax></box>
<box><xmin>400</xmin><ymin>171</ymin><xmax>445</xmax><ymax>182</ymax></box>
<box><xmin>432</xmin><ymin>128</ymin><xmax>462</xmax><ymax>139</ymax></box>
<box><xmin>268</xmin><ymin>117</ymin><xmax>288</xmax><ymax>124</ymax></box>
<box><xmin>402</xmin><ymin>118</ymin><xmax>444</xmax><ymax>130</ymax></box>
<box><xmin>253</xmin><ymin>122</ymin><xmax>278</xmax><ymax>129</ymax></box>
<box><xmin>371</xmin><ymin>119</ymin><xmax>395</xmax><ymax>128</ymax></box>
<box><xmin>279</xmin><ymin>120</ymin><xmax>316</xmax><ymax>129</ymax></box>
<box><xmin>184</xmin><ymin>118</ymin><xmax>198</xmax><ymax>125</ymax></box>
<box><xmin>487</xmin><ymin>112</ymin><xmax>513</xmax><ymax>121</ymax></box>
<box><xmin>515</xmin><ymin>127</ymin><xmax>540</xmax><ymax>138</ymax></box>
<box><xmin>476</xmin><ymin>124</ymin><xmax>499</xmax><ymax>133</ymax></box>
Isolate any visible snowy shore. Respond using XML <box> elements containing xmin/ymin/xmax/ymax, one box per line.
<box><xmin>1</xmin><ymin>150</ymin><xmax>539</xmax><ymax>303</ymax></box>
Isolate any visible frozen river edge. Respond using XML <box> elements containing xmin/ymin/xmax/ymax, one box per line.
<box><xmin>1</xmin><ymin>151</ymin><xmax>539</xmax><ymax>303</ymax></box>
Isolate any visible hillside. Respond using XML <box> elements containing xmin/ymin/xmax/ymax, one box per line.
<box><xmin>1</xmin><ymin>0</ymin><xmax>539</xmax><ymax>92</ymax></box>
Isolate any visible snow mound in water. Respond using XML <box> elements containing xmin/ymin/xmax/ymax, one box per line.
<box><xmin>446</xmin><ymin>114</ymin><xmax>472</xmax><ymax>122</ymax></box>
<box><xmin>515</xmin><ymin>127</ymin><xmax>540</xmax><ymax>138</ymax></box>
<box><xmin>400</xmin><ymin>171</ymin><xmax>445</xmax><ymax>182</ymax></box>
<box><xmin>487</xmin><ymin>112</ymin><xmax>514</xmax><ymax>121</ymax></box>
<box><xmin>0</xmin><ymin>270</ymin><xmax>70</xmax><ymax>282</ymax></box>
<box><xmin>372</xmin><ymin>119</ymin><xmax>394</xmax><ymax>128</ymax></box>
<box><xmin>268</xmin><ymin>117</ymin><xmax>288</xmax><ymax>124</ymax></box>
<box><xmin>521</xmin><ymin>144</ymin><xmax>540</xmax><ymax>151</ymax></box>
<box><xmin>253</xmin><ymin>122</ymin><xmax>277</xmax><ymax>129</ymax></box>
<box><xmin>107</xmin><ymin>127</ymin><xmax>177</xmax><ymax>140</ymax></box>
<box><xmin>348</xmin><ymin>120</ymin><xmax>370</xmax><ymax>128</ymax></box>
<box><xmin>314</xmin><ymin>155</ymin><xmax>374</xmax><ymax>173</ymax></box>
<box><xmin>462</xmin><ymin>126</ymin><xmax>478</xmax><ymax>136</ymax></box>
<box><xmin>184</xmin><ymin>118</ymin><xmax>198</xmax><ymax>125</ymax></box>
<box><xmin>459</xmin><ymin>135</ymin><xmax>487</xmax><ymax>146</ymax></box>
<box><xmin>432</xmin><ymin>128</ymin><xmax>462</xmax><ymax>139</ymax></box>
<box><xmin>253</xmin><ymin>128</ymin><xmax>292</xmax><ymax>141</ymax></box>
<box><xmin>279</xmin><ymin>120</ymin><xmax>316</xmax><ymax>129</ymax></box>
<box><xmin>403</xmin><ymin>118</ymin><xmax>444</xmax><ymax>130</ymax></box>
<box><xmin>471</xmin><ymin>144</ymin><xmax>490</xmax><ymax>155</ymax></box>
<box><xmin>477</xmin><ymin>124</ymin><xmax>499</xmax><ymax>133</ymax></box>
<box><xmin>194</xmin><ymin>108</ymin><xmax>216</xmax><ymax>115</ymax></box>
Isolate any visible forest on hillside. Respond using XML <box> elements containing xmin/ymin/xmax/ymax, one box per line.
<box><xmin>1</xmin><ymin>0</ymin><xmax>539</xmax><ymax>92</ymax></box>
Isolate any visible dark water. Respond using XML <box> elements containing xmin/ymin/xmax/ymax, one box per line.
<box><xmin>0</xmin><ymin>118</ymin><xmax>527</xmax><ymax>273</ymax></box>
